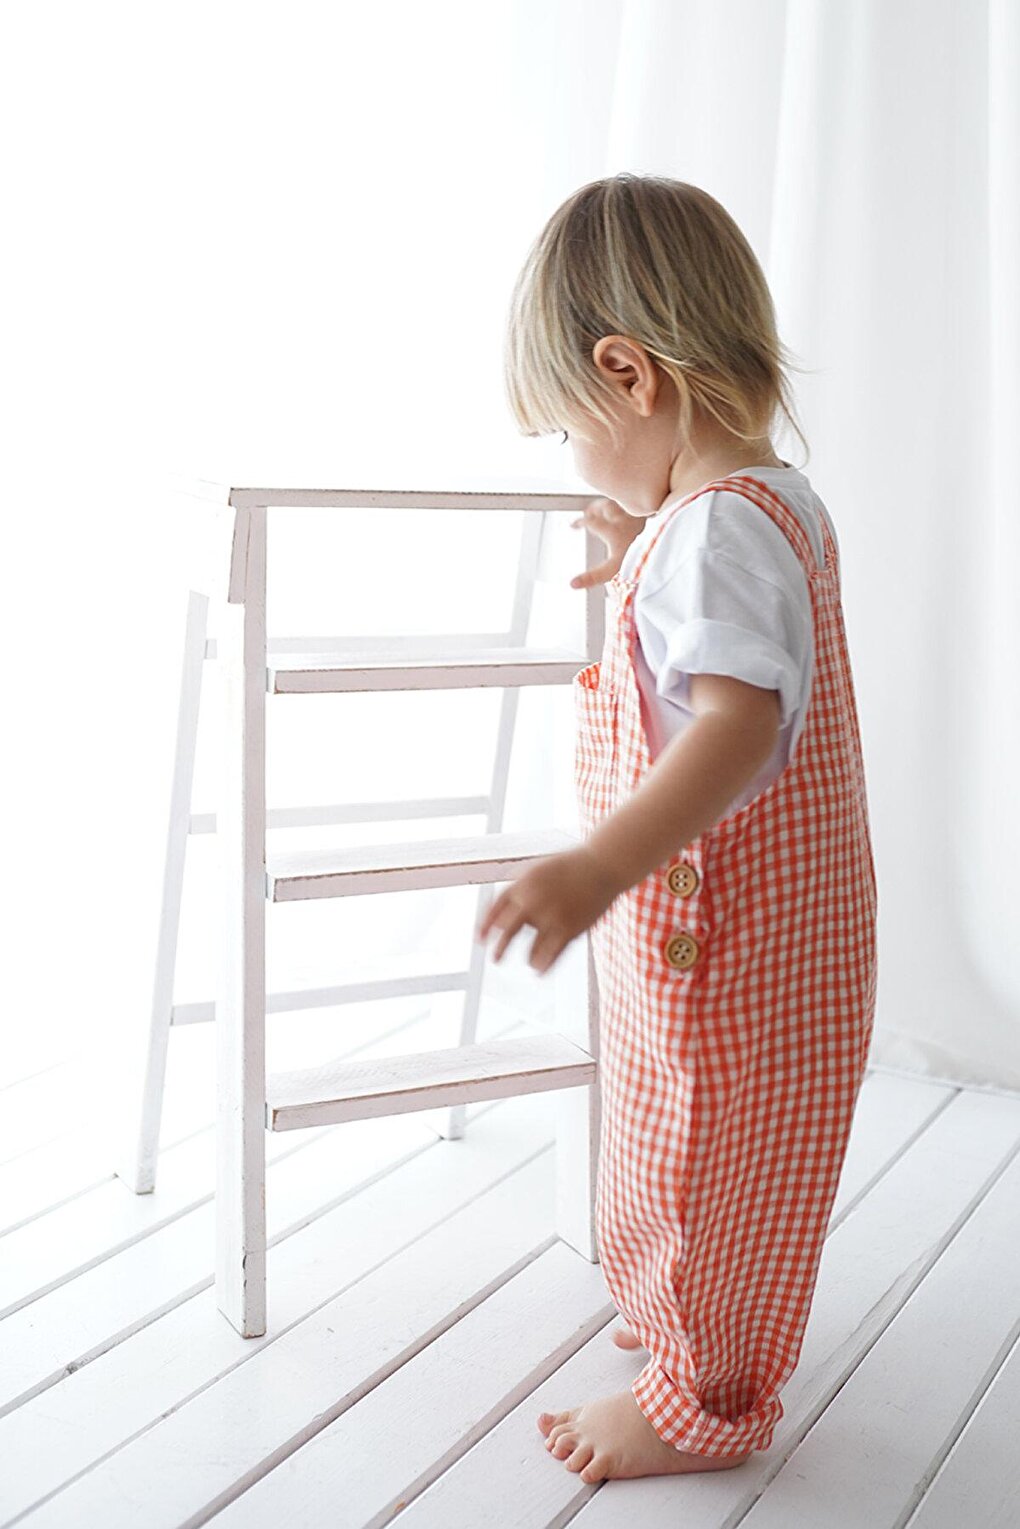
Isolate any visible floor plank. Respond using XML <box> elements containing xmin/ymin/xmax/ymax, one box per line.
<box><xmin>0</xmin><ymin>1131</ymin><xmax>119</xmax><ymax>1239</ymax></box>
<box><xmin>363</xmin><ymin>1305</ymin><xmax>640</xmax><ymax>1529</ymax></box>
<box><xmin>0</xmin><ymin>1010</ymin><xmax>531</xmax><ymax>1413</ymax></box>
<box><xmin>735</xmin><ymin>1145</ymin><xmax>1020</xmax><ymax>1526</ymax></box>
<box><xmin>0</xmin><ymin>1123</ymin><xmax>334</xmax><ymax>1317</ymax></box>
<box><xmin>905</xmin><ymin>1325</ymin><xmax>1020</xmax><ymax>1529</ymax></box>
<box><xmin>0</xmin><ymin>1109</ymin><xmax>439</xmax><ymax>1415</ymax></box>
<box><xmin>8</xmin><ymin>1102</ymin><xmax>556</xmax><ymax>1527</ymax></box>
<box><xmin>0</xmin><ymin>1092</ymin><xmax>552</xmax><ymax>1520</ymax></box>
<box><xmin>0</xmin><ymin>1002</ymin><xmax>486</xmax><ymax>1239</ymax></box>
<box><xmin>208</xmin><ymin>1240</ymin><xmax>613</xmax><ymax>1529</ymax></box>
<box><xmin>186</xmin><ymin>1073</ymin><xmax>958</xmax><ymax>1527</ymax></box>
<box><xmin>0</xmin><ymin>1057</ymin><xmax>97</xmax><ymax>1167</ymax></box>
<box><xmin>565</xmin><ymin>1089</ymin><xmax>1020</xmax><ymax>1528</ymax></box>
<box><xmin>4</xmin><ymin>1060</ymin><xmax>1020</xmax><ymax>1529</ymax></box>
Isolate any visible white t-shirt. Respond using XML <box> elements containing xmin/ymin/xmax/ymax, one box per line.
<box><xmin>616</xmin><ymin>463</ymin><xmax>838</xmax><ymax>817</ymax></box>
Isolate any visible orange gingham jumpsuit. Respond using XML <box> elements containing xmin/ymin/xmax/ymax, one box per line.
<box><xmin>573</xmin><ymin>472</ymin><xmax>878</xmax><ymax>1457</ymax></box>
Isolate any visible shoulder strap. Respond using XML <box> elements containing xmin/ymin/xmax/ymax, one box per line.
<box><xmin>629</xmin><ymin>473</ymin><xmax>836</xmax><ymax>584</ymax></box>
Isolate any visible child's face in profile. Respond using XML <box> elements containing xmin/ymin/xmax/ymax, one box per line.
<box><xmin>566</xmin><ymin>337</ymin><xmax>782</xmax><ymax>513</ymax></box>
<box><xmin>566</xmin><ymin>398</ymin><xmax>673</xmax><ymax>523</ymax></box>
<box><xmin>564</xmin><ymin>336</ymin><xmax>684</xmax><ymax>520</ymax></box>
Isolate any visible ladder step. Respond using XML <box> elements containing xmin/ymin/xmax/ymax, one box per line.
<box><xmin>265</xmin><ymin>1033</ymin><xmax>597</xmax><ymax>1130</ymax></box>
<box><xmin>268</xmin><ymin>645</ymin><xmax>588</xmax><ymax>694</ymax></box>
<box><xmin>266</xmin><ymin>827</ymin><xmax>579</xmax><ymax>902</ymax></box>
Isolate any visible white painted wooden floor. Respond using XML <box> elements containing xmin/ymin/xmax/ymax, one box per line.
<box><xmin>3</xmin><ymin>1007</ymin><xmax>1020</xmax><ymax>1529</ymax></box>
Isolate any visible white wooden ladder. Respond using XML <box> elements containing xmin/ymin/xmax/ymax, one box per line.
<box><xmin>120</xmin><ymin>481</ymin><xmax>605</xmax><ymax>1337</ymax></box>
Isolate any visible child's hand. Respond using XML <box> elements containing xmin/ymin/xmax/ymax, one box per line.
<box><xmin>474</xmin><ymin>846</ymin><xmax>620</xmax><ymax>975</ymax></box>
<box><xmin>569</xmin><ymin>496</ymin><xmax>645</xmax><ymax>590</ymax></box>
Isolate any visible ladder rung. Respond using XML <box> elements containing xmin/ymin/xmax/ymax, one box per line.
<box><xmin>265</xmin><ymin>1033</ymin><xmax>597</xmax><ymax>1130</ymax></box>
<box><xmin>190</xmin><ymin>796</ymin><xmax>492</xmax><ymax>836</ymax></box>
<box><xmin>267</xmin><ymin>646</ymin><xmax>589</xmax><ymax>694</ymax></box>
<box><xmin>266</xmin><ymin>828</ymin><xmax>579</xmax><ymax>902</ymax></box>
<box><xmin>170</xmin><ymin>969</ymin><xmax>472</xmax><ymax>1024</ymax></box>
<box><xmin>207</xmin><ymin>632</ymin><xmax>534</xmax><ymax>661</ymax></box>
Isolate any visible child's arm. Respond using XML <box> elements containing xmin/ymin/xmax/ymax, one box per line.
<box><xmin>476</xmin><ymin>672</ymin><xmax>782</xmax><ymax>972</ymax></box>
<box><xmin>580</xmin><ymin>673</ymin><xmax>781</xmax><ymax>898</ymax></box>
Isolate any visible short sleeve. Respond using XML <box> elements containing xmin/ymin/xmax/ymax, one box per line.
<box><xmin>636</xmin><ymin>546</ymin><xmax>808</xmax><ymax>727</ymax></box>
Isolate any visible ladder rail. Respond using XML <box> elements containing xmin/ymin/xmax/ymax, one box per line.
<box><xmin>170</xmin><ymin>477</ymin><xmax>599</xmax><ymax>514</ymax></box>
<box><xmin>215</xmin><ymin>502</ymin><xmax>268</xmax><ymax>1338</ymax></box>
<box><xmin>117</xmin><ymin>589</ymin><xmax>210</xmax><ymax>1193</ymax></box>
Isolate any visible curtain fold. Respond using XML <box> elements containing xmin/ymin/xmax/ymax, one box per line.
<box><xmin>516</xmin><ymin>0</ymin><xmax>1020</xmax><ymax>1089</ymax></box>
<box><xmin>5</xmin><ymin>0</ymin><xmax>1017</xmax><ymax>1094</ymax></box>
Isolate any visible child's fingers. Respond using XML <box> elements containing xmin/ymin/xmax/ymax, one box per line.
<box><xmin>487</xmin><ymin>903</ymin><xmax>532</xmax><ymax>963</ymax></box>
<box><xmin>476</xmin><ymin>891</ymin><xmax>503</xmax><ymax>941</ymax></box>
<box><xmin>476</xmin><ymin>889</ymin><xmax>516</xmax><ymax>949</ymax></box>
<box><xmin>529</xmin><ymin>928</ymin><xmax>563</xmax><ymax>975</ymax></box>
<box><xmin>571</xmin><ymin>554</ymin><xmax>618</xmax><ymax>590</ymax></box>
<box><xmin>476</xmin><ymin>902</ymin><xmax>498</xmax><ymax>941</ymax></box>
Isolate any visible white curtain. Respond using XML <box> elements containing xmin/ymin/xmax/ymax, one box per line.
<box><xmin>4</xmin><ymin>0</ymin><xmax>1018</xmax><ymax>1111</ymax></box>
<box><xmin>569</xmin><ymin>0</ymin><xmax>1020</xmax><ymax>1090</ymax></box>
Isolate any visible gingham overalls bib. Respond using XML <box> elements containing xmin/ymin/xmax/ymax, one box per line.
<box><xmin>573</xmin><ymin>473</ymin><xmax>878</xmax><ymax>1457</ymax></box>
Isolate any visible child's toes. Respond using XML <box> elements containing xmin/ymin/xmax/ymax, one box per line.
<box><xmin>537</xmin><ymin>1407</ymin><xmax>574</xmax><ymax>1437</ymax></box>
<box><xmin>550</xmin><ymin>1425</ymin><xmax>574</xmax><ymax>1461</ymax></box>
<box><xmin>566</xmin><ymin>1443</ymin><xmax>594</xmax><ymax>1474</ymax></box>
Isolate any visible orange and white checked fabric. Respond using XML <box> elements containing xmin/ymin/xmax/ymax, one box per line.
<box><xmin>573</xmin><ymin>473</ymin><xmax>878</xmax><ymax>1457</ymax></box>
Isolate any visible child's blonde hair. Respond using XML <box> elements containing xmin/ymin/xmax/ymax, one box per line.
<box><xmin>504</xmin><ymin>173</ymin><xmax>810</xmax><ymax>465</ymax></box>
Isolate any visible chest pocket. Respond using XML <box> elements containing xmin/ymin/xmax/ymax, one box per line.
<box><xmin>573</xmin><ymin>660</ymin><xmax>621</xmax><ymax>835</ymax></box>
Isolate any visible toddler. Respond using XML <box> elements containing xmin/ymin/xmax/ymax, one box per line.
<box><xmin>476</xmin><ymin>173</ymin><xmax>877</xmax><ymax>1484</ymax></box>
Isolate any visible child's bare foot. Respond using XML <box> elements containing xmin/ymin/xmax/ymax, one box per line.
<box><xmin>610</xmin><ymin>1321</ymin><xmax>646</xmax><ymax>1350</ymax></box>
<box><xmin>537</xmin><ymin>1390</ymin><xmax>754</xmax><ymax>1482</ymax></box>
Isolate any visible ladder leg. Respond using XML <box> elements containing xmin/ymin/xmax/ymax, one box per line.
<box><xmin>438</xmin><ymin>688</ymin><xmax>520</xmax><ymax>1142</ymax></box>
<box><xmin>216</xmin><ymin>505</ymin><xmax>268</xmax><ymax>1337</ymax></box>
<box><xmin>552</xmin><ymin>932</ymin><xmax>601</xmax><ymax>1262</ymax></box>
<box><xmin>118</xmin><ymin>589</ymin><xmax>209</xmax><ymax>1193</ymax></box>
<box><xmin>437</xmin><ymin>883</ymin><xmax>495</xmax><ymax>1141</ymax></box>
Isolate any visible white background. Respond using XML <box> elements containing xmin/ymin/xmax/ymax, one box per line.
<box><xmin>3</xmin><ymin>0</ymin><xmax>1018</xmax><ymax>1124</ymax></box>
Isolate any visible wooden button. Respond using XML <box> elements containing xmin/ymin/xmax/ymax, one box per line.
<box><xmin>664</xmin><ymin>932</ymin><xmax>700</xmax><ymax>970</ymax></box>
<box><xmin>665</xmin><ymin>861</ymin><xmax>699</xmax><ymax>897</ymax></box>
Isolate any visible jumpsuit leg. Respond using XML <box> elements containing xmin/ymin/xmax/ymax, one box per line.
<box><xmin>596</xmin><ymin>976</ymin><xmax>867</xmax><ymax>1457</ymax></box>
